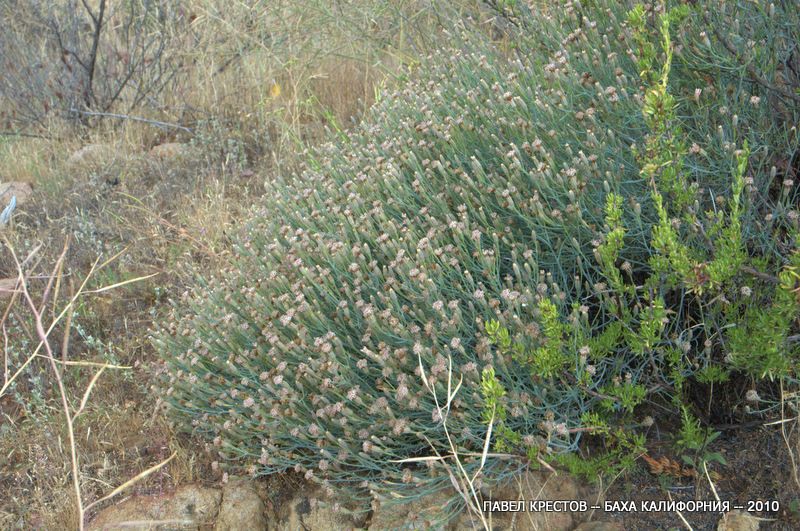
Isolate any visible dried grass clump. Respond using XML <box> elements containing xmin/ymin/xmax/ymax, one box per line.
<box><xmin>155</xmin><ymin>0</ymin><xmax>800</xmax><ymax>522</ymax></box>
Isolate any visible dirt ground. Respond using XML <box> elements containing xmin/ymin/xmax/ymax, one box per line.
<box><xmin>604</xmin><ymin>425</ymin><xmax>800</xmax><ymax>530</ymax></box>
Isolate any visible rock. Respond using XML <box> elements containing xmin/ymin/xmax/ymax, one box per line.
<box><xmin>368</xmin><ymin>489</ymin><xmax>458</xmax><ymax>530</ymax></box>
<box><xmin>67</xmin><ymin>144</ymin><xmax>119</xmax><ymax>171</ymax></box>
<box><xmin>0</xmin><ymin>182</ymin><xmax>31</xmax><ymax>227</ymax></box>
<box><xmin>148</xmin><ymin>143</ymin><xmax>197</xmax><ymax>161</ymax></box>
<box><xmin>214</xmin><ymin>478</ymin><xmax>266</xmax><ymax>531</ymax></box>
<box><xmin>574</xmin><ymin>522</ymin><xmax>626</xmax><ymax>531</ymax></box>
<box><xmin>456</xmin><ymin>470</ymin><xmax>603</xmax><ymax>531</ymax></box>
<box><xmin>88</xmin><ymin>485</ymin><xmax>221</xmax><ymax>531</ymax></box>
<box><xmin>273</xmin><ymin>488</ymin><xmax>363</xmax><ymax>531</ymax></box>
<box><xmin>0</xmin><ymin>181</ymin><xmax>33</xmax><ymax>206</ymax></box>
<box><xmin>717</xmin><ymin>510</ymin><xmax>759</xmax><ymax>531</ymax></box>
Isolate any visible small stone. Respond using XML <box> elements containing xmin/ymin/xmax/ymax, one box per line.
<box><xmin>507</xmin><ymin>471</ymin><xmax>595</xmax><ymax>530</ymax></box>
<box><xmin>0</xmin><ymin>278</ymin><xmax>18</xmax><ymax>299</ymax></box>
<box><xmin>214</xmin><ymin>478</ymin><xmax>267</xmax><ymax>531</ymax></box>
<box><xmin>717</xmin><ymin>510</ymin><xmax>759</xmax><ymax>531</ymax></box>
<box><xmin>0</xmin><ymin>181</ymin><xmax>33</xmax><ymax>206</ymax></box>
<box><xmin>149</xmin><ymin>143</ymin><xmax>196</xmax><ymax>161</ymax></box>
<box><xmin>455</xmin><ymin>470</ymin><xmax>603</xmax><ymax>531</ymax></box>
<box><xmin>67</xmin><ymin>144</ymin><xmax>119</xmax><ymax>171</ymax></box>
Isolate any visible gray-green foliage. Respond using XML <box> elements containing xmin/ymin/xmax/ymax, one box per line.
<box><xmin>154</xmin><ymin>0</ymin><xmax>800</xmax><ymax>521</ymax></box>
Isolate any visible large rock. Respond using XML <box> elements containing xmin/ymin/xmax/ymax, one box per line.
<box><xmin>88</xmin><ymin>485</ymin><xmax>222</xmax><ymax>530</ymax></box>
<box><xmin>368</xmin><ymin>470</ymin><xmax>601</xmax><ymax>531</ymax></box>
<box><xmin>717</xmin><ymin>510</ymin><xmax>759</xmax><ymax>531</ymax></box>
<box><xmin>469</xmin><ymin>470</ymin><xmax>601</xmax><ymax>531</ymax></box>
<box><xmin>214</xmin><ymin>478</ymin><xmax>267</xmax><ymax>531</ymax></box>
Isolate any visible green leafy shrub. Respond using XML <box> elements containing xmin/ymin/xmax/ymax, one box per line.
<box><xmin>153</xmin><ymin>0</ymin><xmax>800</xmax><ymax>521</ymax></box>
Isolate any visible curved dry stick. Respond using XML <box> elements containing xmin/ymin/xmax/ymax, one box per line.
<box><xmin>8</xmin><ymin>243</ymin><xmax>86</xmax><ymax>530</ymax></box>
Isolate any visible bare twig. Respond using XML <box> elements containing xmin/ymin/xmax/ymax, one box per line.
<box><xmin>779</xmin><ymin>380</ymin><xmax>800</xmax><ymax>490</ymax></box>
<box><xmin>83</xmin><ymin>0</ymin><xmax>107</xmax><ymax>108</ymax></box>
<box><xmin>2</xmin><ymin>322</ymin><xmax>9</xmax><ymax>388</ymax></box>
<box><xmin>409</xmin><ymin>349</ymin><xmax>489</xmax><ymax>529</ymax></box>
<box><xmin>741</xmin><ymin>266</ymin><xmax>779</xmax><ymax>284</ymax></box>
<box><xmin>8</xmin><ymin>241</ymin><xmax>86</xmax><ymax>530</ymax></box>
<box><xmin>61</xmin><ymin>279</ymin><xmax>74</xmax><ymax>366</ymax></box>
<box><xmin>0</xmin><ymin>252</ymin><xmax>100</xmax><ymax>399</ymax></box>
<box><xmin>39</xmin><ymin>236</ymin><xmax>71</xmax><ymax>317</ymax></box>
<box><xmin>68</xmin><ymin>108</ymin><xmax>193</xmax><ymax>133</ymax></box>
<box><xmin>702</xmin><ymin>461</ymin><xmax>720</xmax><ymax>503</ymax></box>
<box><xmin>73</xmin><ymin>366</ymin><xmax>106</xmax><ymax>421</ymax></box>
<box><xmin>34</xmin><ymin>355</ymin><xmax>130</xmax><ymax>369</ymax></box>
<box><xmin>667</xmin><ymin>490</ymin><xmax>693</xmax><ymax>530</ymax></box>
<box><xmin>0</xmin><ymin>131</ymin><xmax>55</xmax><ymax>139</ymax></box>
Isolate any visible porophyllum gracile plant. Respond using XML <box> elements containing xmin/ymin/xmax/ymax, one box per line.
<box><xmin>154</xmin><ymin>0</ymin><xmax>800</xmax><ymax>522</ymax></box>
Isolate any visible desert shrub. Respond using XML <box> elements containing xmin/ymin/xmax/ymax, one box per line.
<box><xmin>0</xmin><ymin>0</ymin><xmax>185</xmax><ymax>131</ymax></box>
<box><xmin>154</xmin><ymin>0</ymin><xmax>800</xmax><ymax>522</ymax></box>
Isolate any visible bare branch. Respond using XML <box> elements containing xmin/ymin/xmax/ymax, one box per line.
<box><xmin>68</xmin><ymin>108</ymin><xmax>193</xmax><ymax>133</ymax></box>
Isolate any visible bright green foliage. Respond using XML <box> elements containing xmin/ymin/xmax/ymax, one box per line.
<box><xmin>531</xmin><ymin>298</ymin><xmax>568</xmax><ymax>378</ymax></box>
<box><xmin>481</xmin><ymin>366</ymin><xmax>520</xmax><ymax>452</ymax></box>
<box><xmin>634</xmin><ymin>7</ymin><xmax>693</xmax><ymax>213</ymax></box>
<box><xmin>554</xmin><ymin>424</ymin><xmax>645</xmax><ymax>482</ymax></box>
<box><xmin>586</xmin><ymin>322</ymin><xmax>623</xmax><ymax>361</ymax></box>
<box><xmin>727</xmin><ymin>255</ymin><xmax>800</xmax><ymax>380</ymax></box>
<box><xmin>627</xmin><ymin>5</ymin><xmax>657</xmax><ymax>85</ymax></box>
<box><xmin>480</xmin><ymin>366</ymin><xmax>506</xmax><ymax>424</ymax></box>
<box><xmin>650</xmin><ymin>191</ymin><xmax>695</xmax><ymax>286</ymax></box>
<box><xmin>695</xmin><ymin>364</ymin><xmax>730</xmax><ymax>385</ymax></box>
<box><xmin>625</xmin><ymin>297</ymin><xmax>666</xmax><ymax>356</ymax></box>
<box><xmin>675</xmin><ymin>406</ymin><xmax>726</xmax><ymax>468</ymax></box>
<box><xmin>154</xmin><ymin>0</ymin><xmax>800</xmax><ymax>520</ymax></box>
<box><xmin>630</xmin><ymin>4</ymin><xmax>798</xmax><ymax>391</ymax></box>
<box><xmin>705</xmin><ymin>144</ymin><xmax>749</xmax><ymax>289</ymax></box>
<box><xmin>597</xmin><ymin>194</ymin><xmax>628</xmax><ymax>294</ymax></box>
<box><xmin>599</xmin><ymin>381</ymin><xmax>647</xmax><ymax>414</ymax></box>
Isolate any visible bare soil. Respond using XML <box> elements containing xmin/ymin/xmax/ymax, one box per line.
<box><xmin>605</xmin><ymin>425</ymin><xmax>800</xmax><ymax>530</ymax></box>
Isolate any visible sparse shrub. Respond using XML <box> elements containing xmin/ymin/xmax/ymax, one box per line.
<box><xmin>154</xmin><ymin>0</ymin><xmax>800</xmax><ymax>523</ymax></box>
<box><xmin>0</xmin><ymin>0</ymin><xmax>185</xmax><ymax>130</ymax></box>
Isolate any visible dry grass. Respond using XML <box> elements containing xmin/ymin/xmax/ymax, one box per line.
<box><xmin>0</xmin><ymin>125</ymin><xmax>259</xmax><ymax>529</ymax></box>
